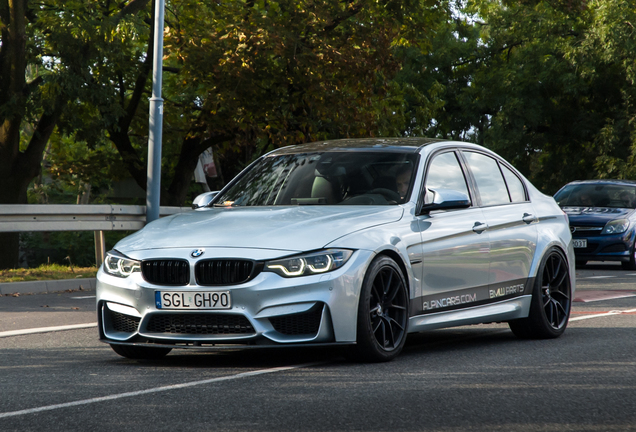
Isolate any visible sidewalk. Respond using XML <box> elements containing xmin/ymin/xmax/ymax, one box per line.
<box><xmin>0</xmin><ymin>278</ymin><xmax>96</xmax><ymax>296</ymax></box>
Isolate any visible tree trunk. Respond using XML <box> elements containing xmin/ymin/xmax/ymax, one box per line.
<box><xmin>0</xmin><ymin>174</ymin><xmax>29</xmax><ymax>269</ymax></box>
<box><xmin>0</xmin><ymin>105</ymin><xmax>63</xmax><ymax>268</ymax></box>
<box><xmin>0</xmin><ymin>0</ymin><xmax>35</xmax><ymax>268</ymax></box>
<box><xmin>0</xmin><ymin>0</ymin><xmax>152</xmax><ymax>269</ymax></box>
<box><xmin>164</xmin><ymin>134</ymin><xmax>234</xmax><ymax>205</ymax></box>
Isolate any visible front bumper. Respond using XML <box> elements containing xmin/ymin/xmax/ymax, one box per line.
<box><xmin>571</xmin><ymin>230</ymin><xmax>635</xmax><ymax>263</ymax></box>
<box><xmin>96</xmin><ymin>249</ymin><xmax>372</xmax><ymax>349</ymax></box>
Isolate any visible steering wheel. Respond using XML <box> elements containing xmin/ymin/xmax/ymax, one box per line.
<box><xmin>367</xmin><ymin>188</ymin><xmax>402</xmax><ymax>203</ymax></box>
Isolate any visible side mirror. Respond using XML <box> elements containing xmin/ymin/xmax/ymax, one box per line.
<box><xmin>192</xmin><ymin>191</ymin><xmax>219</xmax><ymax>209</ymax></box>
<box><xmin>420</xmin><ymin>188</ymin><xmax>471</xmax><ymax>213</ymax></box>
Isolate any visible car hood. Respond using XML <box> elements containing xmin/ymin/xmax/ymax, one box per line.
<box><xmin>115</xmin><ymin>206</ymin><xmax>404</xmax><ymax>253</ymax></box>
<box><xmin>562</xmin><ymin>206</ymin><xmax>634</xmax><ymax>225</ymax></box>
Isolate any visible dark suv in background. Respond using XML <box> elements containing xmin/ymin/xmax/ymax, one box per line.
<box><xmin>554</xmin><ymin>180</ymin><xmax>636</xmax><ymax>269</ymax></box>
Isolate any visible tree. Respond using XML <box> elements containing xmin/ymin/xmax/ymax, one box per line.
<box><xmin>0</xmin><ymin>0</ymin><xmax>151</xmax><ymax>268</ymax></box>
<box><xmin>43</xmin><ymin>0</ymin><xmax>449</xmax><ymax>208</ymax></box>
<box><xmin>2</xmin><ymin>0</ymin><xmax>447</xmax><ymax>268</ymax></box>
<box><xmin>103</xmin><ymin>0</ymin><xmax>449</xmax><ymax>204</ymax></box>
<box><xmin>404</xmin><ymin>0</ymin><xmax>636</xmax><ymax>193</ymax></box>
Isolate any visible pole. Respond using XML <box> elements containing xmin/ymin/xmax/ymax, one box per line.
<box><xmin>147</xmin><ymin>0</ymin><xmax>165</xmax><ymax>223</ymax></box>
<box><xmin>94</xmin><ymin>230</ymin><xmax>105</xmax><ymax>266</ymax></box>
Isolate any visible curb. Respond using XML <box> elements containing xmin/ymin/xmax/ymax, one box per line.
<box><xmin>0</xmin><ymin>278</ymin><xmax>96</xmax><ymax>296</ymax></box>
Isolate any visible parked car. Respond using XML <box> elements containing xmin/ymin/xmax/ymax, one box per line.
<box><xmin>97</xmin><ymin>138</ymin><xmax>574</xmax><ymax>362</ymax></box>
<box><xmin>553</xmin><ymin>179</ymin><xmax>636</xmax><ymax>269</ymax></box>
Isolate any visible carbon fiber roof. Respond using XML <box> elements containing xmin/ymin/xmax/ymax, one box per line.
<box><xmin>268</xmin><ymin>137</ymin><xmax>445</xmax><ymax>155</ymax></box>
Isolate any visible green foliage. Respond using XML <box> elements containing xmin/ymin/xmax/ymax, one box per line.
<box><xmin>159</xmin><ymin>0</ymin><xmax>446</xmax><ymax>180</ymax></box>
<box><xmin>11</xmin><ymin>0</ymin><xmax>636</xmax><ymax>269</ymax></box>
<box><xmin>20</xmin><ymin>230</ymin><xmax>132</xmax><ymax>268</ymax></box>
<box><xmin>18</xmin><ymin>0</ymin><xmax>449</xmax><ymax>207</ymax></box>
<box><xmin>20</xmin><ymin>231</ymin><xmax>96</xmax><ymax>268</ymax></box>
<box><xmin>405</xmin><ymin>0</ymin><xmax>636</xmax><ymax>193</ymax></box>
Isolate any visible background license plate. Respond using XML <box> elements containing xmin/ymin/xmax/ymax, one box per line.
<box><xmin>155</xmin><ymin>291</ymin><xmax>231</xmax><ymax>310</ymax></box>
<box><xmin>573</xmin><ymin>239</ymin><xmax>587</xmax><ymax>248</ymax></box>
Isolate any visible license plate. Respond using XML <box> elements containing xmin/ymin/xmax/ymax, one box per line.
<box><xmin>573</xmin><ymin>239</ymin><xmax>587</xmax><ymax>248</ymax></box>
<box><xmin>155</xmin><ymin>291</ymin><xmax>231</xmax><ymax>310</ymax></box>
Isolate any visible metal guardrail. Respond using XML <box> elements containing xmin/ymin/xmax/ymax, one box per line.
<box><xmin>0</xmin><ymin>204</ymin><xmax>189</xmax><ymax>265</ymax></box>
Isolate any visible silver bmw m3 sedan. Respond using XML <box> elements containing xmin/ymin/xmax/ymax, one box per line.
<box><xmin>97</xmin><ymin>138</ymin><xmax>574</xmax><ymax>362</ymax></box>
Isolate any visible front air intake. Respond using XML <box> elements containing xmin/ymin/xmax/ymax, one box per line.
<box><xmin>146</xmin><ymin>313</ymin><xmax>255</xmax><ymax>335</ymax></box>
<box><xmin>103</xmin><ymin>305</ymin><xmax>140</xmax><ymax>334</ymax></box>
<box><xmin>269</xmin><ymin>305</ymin><xmax>323</xmax><ymax>336</ymax></box>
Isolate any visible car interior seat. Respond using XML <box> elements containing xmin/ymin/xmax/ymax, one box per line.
<box><xmin>372</xmin><ymin>176</ymin><xmax>397</xmax><ymax>192</ymax></box>
<box><xmin>311</xmin><ymin>176</ymin><xmax>336</xmax><ymax>204</ymax></box>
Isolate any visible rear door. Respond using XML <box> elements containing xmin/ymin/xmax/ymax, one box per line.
<box><xmin>460</xmin><ymin>150</ymin><xmax>538</xmax><ymax>299</ymax></box>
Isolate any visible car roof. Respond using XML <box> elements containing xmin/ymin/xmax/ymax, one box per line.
<box><xmin>563</xmin><ymin>179</ymin><xmax>636</xmax><ymax>187</ymax></box>
<box><xmin>268</xmin><ymin>137</ymin><xmax>446</xmax><ymax>155</ymax></box>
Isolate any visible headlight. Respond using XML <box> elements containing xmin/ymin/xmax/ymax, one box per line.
<box><xmin>103</xmin><ymin>250</ymin><xmax>141</xmax><ymax>278</ymax></box>
<box><xmin>601</xmin><ymin>219</ymin><xmax>630</xmax><ymax>235</ymax></box>
<box><xmin>264</xmin><ymin>249</ymin><xmax>354</xmax><ymax>277</ymax></box>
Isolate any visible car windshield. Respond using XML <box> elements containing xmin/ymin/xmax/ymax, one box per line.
<box><xmin>554</xmin><ymin>183</ymin><xmax>636</xmax><ymax>208</ymax></box>
<box><xmin>214</xmin><ymin>151</ymin><xmax>418</xmax><ymax>206</ymax></box>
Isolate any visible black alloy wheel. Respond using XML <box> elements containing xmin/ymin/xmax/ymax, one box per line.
<box><xmin>509</xmin><ymin>248</ymin><xmax>571</xmax><ymax>339</ymax></box>
<box><xmin>350</xmin><ymin>256</ymin><xmax>409</xmax><ymax>362</ymax></box>
<box><xmin>540</xmin><ymin>252</ymin><xmax>571</xmax><ymax>329</ymax></box>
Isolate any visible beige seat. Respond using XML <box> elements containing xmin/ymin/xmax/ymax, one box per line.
<box><xmin>311</xmin><ymin>176</ymin><xmax>336</xmax><ymax>204</ymax></box>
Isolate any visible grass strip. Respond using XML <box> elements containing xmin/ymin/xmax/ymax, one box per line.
<box><xmin>0</xmin><ymin>264</ymin><xmax>98</xmax><ymax>283</ymax></box>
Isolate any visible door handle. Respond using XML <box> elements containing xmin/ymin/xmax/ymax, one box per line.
<box><xmin>522</xmin><ymin>213</ymin><xmax>536</xmax><ymax>224</ymax></box>
<box><xmin>473</xmin><ymin>221</ymin><xmax>488</xmax><ymax>233</ymax></box>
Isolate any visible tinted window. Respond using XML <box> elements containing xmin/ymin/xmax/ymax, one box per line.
<box><xmin>425</xmin><ymin>152</ymin><xmax>470</xmax><ymax>198</ymax></box>
<box><xmin>501</xmin><ymin>164</ymin><xmax>526</xmax><ymax>202</ymax></box>
<box><xmin>214</xmin><ymin>151</ymin><xmax>418</xmax><ymax>206</ymax></box>
<box><xmin>463</xmin><ymin>152</ymin><xmax>510</xmax><ymax>206</ymax></box>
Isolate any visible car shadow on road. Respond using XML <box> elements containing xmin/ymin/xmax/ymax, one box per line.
<box><xmin>104</xmin><ymin>325</ymin><xmax>520</xmax><ymax>368</ymax></box>
<box><xmin>104</xmin><ymin>344</ymin><xmax>350</xmax><ymax>369</ymax></box>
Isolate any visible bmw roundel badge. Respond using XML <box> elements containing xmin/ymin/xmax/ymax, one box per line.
<box><xmin>191</xmin><ymin>248</ymin><xmax>205</xmax><ymax>258</ymax></box>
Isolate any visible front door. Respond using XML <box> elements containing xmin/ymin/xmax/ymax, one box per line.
<box><xmin>415</xmin><ymin>150</ymin><xmax>491</xmax><ymax>315</ymax></box>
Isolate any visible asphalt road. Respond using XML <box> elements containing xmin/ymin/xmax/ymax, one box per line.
<box><xmin>1</xmin><ymin>263</ymin><xmax>636</xmax><ymax>431</ymax></box>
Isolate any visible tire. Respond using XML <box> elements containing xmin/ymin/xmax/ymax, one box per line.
<box><xmin>621</xmin><ymin>244</ymin><xmax>636</xmax><ymax>270</ymax></box>
<box><xmin>509</xmin><ymin>248</ymin><xmax>571</xmax><ymax>339</ymax></box>
<box><xmin>110</xmin><ymin>344</ymin><xmax>172</xmax><ymax>360</ymax></box>
<box><xmin>349</xmin><ymin>255</ymin><xmax>409</xmax><ymax>362</ymax></box>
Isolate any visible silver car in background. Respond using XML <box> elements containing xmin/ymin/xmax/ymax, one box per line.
<box><xmin>97</xmin><ymin>138</ymin><xmax>574</xmax><ymax>362</ymax></box>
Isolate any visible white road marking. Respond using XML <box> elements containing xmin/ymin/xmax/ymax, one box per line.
<box><xmin>569</xmin><ymin>308</ymin><xmax>636</xmax><ymax>322</ymax></box>
<box><xmin>583</xmin><ymin>276</ymin><xmax>616</xmax><ymax>279</ymax></box>
<box><xmin>71</xmin><ymin>296</ymin><xmax>96</xmax><ymax>299</ymax></box>
<box><xmin>2</xmin><ymin>291</ymin><xmax>635</xmax><ymax>419</ymax></box>
<box><xmin>0</xmin><ymin>323</ymin><xmax>97</xmax><ymax>338</ymax></box>
<box><xmin>626</xmin><ymin>273</ymin><xmax>636</xmax><ymax>276</ymax></box>
<box><xmin>0</xmin><ymin>363</ymin><xmax>318</xmax><ymax>419</ymax></box>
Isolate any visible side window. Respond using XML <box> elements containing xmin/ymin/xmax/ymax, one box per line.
<box><xmin>425</xmin><ymin>152</ymin><xmax>470</xmax><ymax>199</ymax></box>
<box><xmin>500</xmin><ymin>164</ymin><xmax>527</xmax><ymax>202</ymax></box>
<box><xmin>462</xmin><ymin>152</ymin><xmax>510</xmax><ymax>206</ymax></box>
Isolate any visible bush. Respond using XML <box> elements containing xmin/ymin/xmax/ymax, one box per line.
<box><xmin>20</xmin><ymin>231</ymin><xmax>132</xmax><ymax>268</ymax></box>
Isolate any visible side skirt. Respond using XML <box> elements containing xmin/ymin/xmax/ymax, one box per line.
<box><xmin>407</xmin><ymin>295</ymin><xmax>532</xmax><ymax>333</ymax></box>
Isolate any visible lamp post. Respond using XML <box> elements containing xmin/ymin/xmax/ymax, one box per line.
<box><xmin>146</xmin><ymin>0</ymin><xmax>165</xmax><ymax>223</ymax></box>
